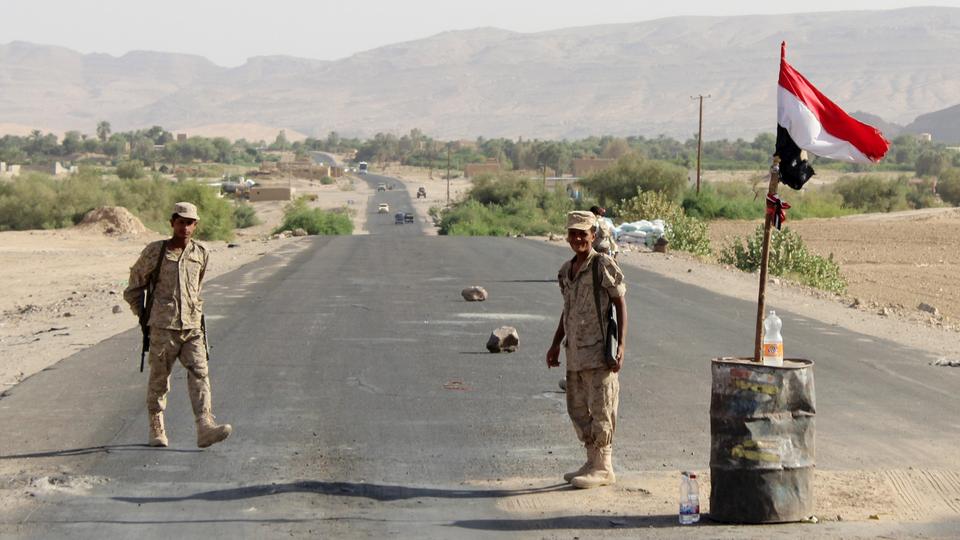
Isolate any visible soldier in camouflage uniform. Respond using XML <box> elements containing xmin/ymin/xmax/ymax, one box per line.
<box><xmin>124</xmin><ymin>202</ymin><xmax>232</xmax><ymax>448</ymax></box>
<box><xmin>546</xmin><ymin>210</ymin><xmax>628</xmax><ymax>489</ymax></box>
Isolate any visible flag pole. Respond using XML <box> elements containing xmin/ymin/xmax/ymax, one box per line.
<box><xmin>754</xmin><ymin>156</ymin><xmax>781</xmax><ymax>362</ymax></box>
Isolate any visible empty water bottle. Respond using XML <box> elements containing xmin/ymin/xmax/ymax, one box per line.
<box><xmin>679</xmin><ymin>471</ymin><xmax>701</xmax><ymax>524</ymax></box>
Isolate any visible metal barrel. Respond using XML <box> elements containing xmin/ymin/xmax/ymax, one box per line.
<box><xmin>709</xmin><ymin>357</ymin><xmax>815</xmax><ymax>523</ymax></box>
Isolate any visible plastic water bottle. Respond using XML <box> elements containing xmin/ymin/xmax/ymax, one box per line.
<box><xmin>679</xmin><ymin>471</ymin><xmax>701</xmax><ymax>524</ymax></box>
<box><xmin>762</xmin><ymin>310</ymin><xmax>784</xmax><ymax>367</ymax></box>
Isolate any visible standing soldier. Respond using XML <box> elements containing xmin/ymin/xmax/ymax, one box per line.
<box><xmin>124</xmin><ymin>202</ymin><xmax>232</xmax><ymax>448</ymax></box>
<box><xmin>546</xmin><ymin>211</ymin><xmax>628</xmax><ymax>489</ymax></box>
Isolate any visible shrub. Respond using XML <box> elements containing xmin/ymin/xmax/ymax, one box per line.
<box><xmin>116</xmin><ymin>160</ymin><xmax>145</xmax><ymax>180</ymax></box>
<box><xmin>233</xmin><ymin>202</ymin><xmax>261</xmax><ymax>228</ymax></box>
<box><xmin>274</xmin><ymin>197</ymin><xmax>353</xmax><ymax>235</ymax></box>
<box><xmin>682</xmin><ymin>182</ymin><xmax>763</xmax><ymax>220</ymax></box>
<box><xmin>583</xmin><ymin>155</ymin><xmax>687</xmax><ymax>206</ymax></box>
<box><xmin>937</xmin><ymin>168</ymin><xmax>960</xmax><ymax>206</ymax></box>
<box><xmin>615</xmin><ymin>190</ymin><xmax>712</xmax><ymax>256</ymax></box>
<box><xmin>439</xmin><ymin>172</ymin><xmax>573</xmax><ymax>236</ymax></box>
<box><xmin>319</xmin><ymin>176</ymin><xmax>334</xmax><ymax>185</ymax></box>
<box><xmin>833</xmin><ymin>175</ymin><xmax>909</xmax><ymax>213</ymax></box>
<box><xmin>718</xmin><ymin>225</ymin><xmax>846</xmax><ymax>293</ymax></box>
<box><xmin>170</xmin><ymin>181</ymin><xmax>236</xmax><ymax>242</ymax></box>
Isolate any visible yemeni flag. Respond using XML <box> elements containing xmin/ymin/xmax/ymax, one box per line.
<box><xmin>776</xmin><ymin>42</ymin><xmax>890</xmax><ymax>189</ymax></box>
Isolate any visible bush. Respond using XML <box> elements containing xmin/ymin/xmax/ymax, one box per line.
<box><xmin>439</xmin><ymin>172</ymin><xmax>573</xmax><ymax>236</ymax></box>
<box><xmin>583</xmin><ymin>155</ymin><xmax>687</xmax><ymax>206</ymax></box>
<box><xmin>169</xmin><ymin>181</ymin><xmax>236</xmax><ymax>242</ymax></box>
<box><xmin>937</xmin><ymin>168</ymin><xmax>960</xmax><ymax>206</ymax></box>
<box><xmin>274</xmin><ymin>197</ymin><xmax>353</xmax><ymax>235</ymax></box>
<box><xmin>319</xmin><ymin>176</ymin><xmax>334</xmax><ymax>185</ymax></box>
<box><xmin>718</xmin><ymin>225</ymin><xmax>846</xmax><ymax>293</ymax></box>
<box><xmin>615</xmin><ymin>190</ymin><xmax>712</xmax><ymax>256</ymax></box>
<box><xmin>682</xmin><ymin>182</ymin><xmax>763</xmax><ymax>220</ymax></box>
<box><xmin>833</xmin><ymin>175</ymin><xmax>909</xmax><ymax>213</ymax></box>
<box><xmin>233</xmin><ymin>202</ymin><xmax>261</xmax><ymax>228</ymax></box>
<box><xmin>116</xmin><ymin>160</ymin><xmax>145</xmax><ymax>180</ymax></box>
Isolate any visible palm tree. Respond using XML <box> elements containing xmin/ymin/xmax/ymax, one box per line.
<box><xmin>96</xmin><ymin>121</ymin><xmax>111</xmax><ymax>142</ymax></box>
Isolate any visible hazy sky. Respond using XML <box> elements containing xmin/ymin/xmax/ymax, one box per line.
<box><xmin>6</xmin><ymin>0</ymin><xmax>958</xmax><ymax>66</ymax></box>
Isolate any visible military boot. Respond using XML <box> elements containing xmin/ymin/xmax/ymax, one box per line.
<box><xmin>571</xmin><ymin>445</ymin><xmax>616</xmax><ymax>489</ymax></box>
<box><xmin>148</xmin><ymin>412</ymin><xmax>168</xmax><ymax>447</ymax></box>
<box><xmin>196</xmin><ymin>414</ymin><xmax>232</xmax><ymax>448</ymax></box>
<box><xmin>563</xmin><ymin>445</ymin><xmax>597</xmax><ymax>483</ymax></box>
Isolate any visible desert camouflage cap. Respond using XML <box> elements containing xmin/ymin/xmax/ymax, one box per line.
<box><xmin>566</xmin><ymin>210</ymin><xmax>596</xmax><ymax>231</ymax></box>
<box><xmin>173</xmin><ymin>201</ymin><xmax>200</xmax><ymax>220</ymax></box>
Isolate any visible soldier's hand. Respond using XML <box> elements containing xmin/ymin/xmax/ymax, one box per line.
<box><xmin>611</xmin><ymin>344</ymin><xmax>625</xmax><ymax>373</ymax></box>
<box><xmin>545</xmin><ymin>345</ymin><xmax>561</xmax><ymax>369</ymax></box>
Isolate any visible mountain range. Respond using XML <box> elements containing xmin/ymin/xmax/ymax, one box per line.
<box><xmin>2</xmin><ymin>6</ymin><xmax>959</xmax><ymax>142</ymax></box>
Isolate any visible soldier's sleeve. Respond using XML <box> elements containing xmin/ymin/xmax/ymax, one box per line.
<box><xmin>122</xmin><ymin>242</ymin><xmax>160</xmax><ymax>317</ymax></box>
<box><xmin>599</xmin><ymin>255</ymin><xmax>627</xmax><ymax>298</ymax></box>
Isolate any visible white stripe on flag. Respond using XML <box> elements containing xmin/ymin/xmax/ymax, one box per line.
<box><xmin>777</xmin><ymin>86</ymin><xmax>872</xmax><ymax>164</ymax></box>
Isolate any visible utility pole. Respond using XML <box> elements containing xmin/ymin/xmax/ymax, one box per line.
<box><xmin>446</xmin><ymin>143</ymin><xmax>451</xmax><ymax>207</ymax></box>
<box><xmin>691</xmin><ymin>94</ymin><xmax>711</xmax><ymax>194</ymax></box>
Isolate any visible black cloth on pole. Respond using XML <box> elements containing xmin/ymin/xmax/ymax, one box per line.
<box><xmin>775</xmin><ymin>125</ymin><xmax>815</xmax><ymax>190</ymax></box>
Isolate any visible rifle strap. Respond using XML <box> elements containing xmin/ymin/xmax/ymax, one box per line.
<box><xmin>591</xmin><ymin>255</ymin><xmax>606</xmax><ymax>335</ymax></box>
<box><xmin>142</xmin><ymin>240</ymin><xmax>167</xmax><ymax>325</ymax></box>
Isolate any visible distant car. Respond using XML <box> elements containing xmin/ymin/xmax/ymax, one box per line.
<box><xmin>377</xmin><ymin>183</ymin><xmax>387</xmax><ymax>192</ymax></box>
<box><xmin>404</xmin><ymin>212</ymin><xmax>414</xmax><ymax>223</ymax></box>
<box><xmin>416</xmin><ymin>187</ymin><xmax>427</xmax><ymax>199</ymax></box>
<box><xmin>378</xmin><ymin>203</ymin><xmax>390</xmax><ymax>214</ymax></box>
<box><xmin>394</xmin><ymin>212</ymin><xmax>404</xmax><ymax>225</ymax></box>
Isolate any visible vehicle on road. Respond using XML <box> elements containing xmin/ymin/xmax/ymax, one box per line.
<box><xmin>377</xmin><ymin>183</ymin><xmax>387</xmax><ymax>192</ymax></box>
<box><xmin>394</xmin><ymin>212</ymin><xmax>404</xmax><ymax>225</ymax></box>
<box><xmin>378</xmin><ymin>203</ymin><xmax>390</xmax><ymax>214</ymax></box>
<box><xmin>404</xmin><ymin>212</ymin><xmax>414</xmax><ymax>223</ymax></box>
<box><xmin>417</xmin><ymin>187</ymin><xmax>427</xmax><ymax>199</ymax></box>
<box><xmin>358</xmin><ymin>161</ymin><xmax>368</xmax><ymax>174</ymax></box>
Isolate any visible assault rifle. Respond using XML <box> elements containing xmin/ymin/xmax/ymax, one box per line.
<box><xmin>139</xmin><ymin>241</ymin><xmax>167</xmax><ymax>372</ymax></box>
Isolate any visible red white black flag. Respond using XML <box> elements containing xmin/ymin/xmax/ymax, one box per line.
<box><xmin>776</xmin><ymin>42</ymin><xmax>890</xmax><ymax>189</ymax></box>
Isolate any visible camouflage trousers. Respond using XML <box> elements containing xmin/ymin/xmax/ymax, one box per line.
<box><xmin>566</xmin><ymin>367</ymin><xmax>620</xmax><ymax>448</ymax></box>
<box><xmin>146</xmin><ymin>327</ymin><xmax>212</xmax><ymax>418</ymax></box>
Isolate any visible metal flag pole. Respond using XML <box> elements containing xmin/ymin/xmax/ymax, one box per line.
<box><xmin>753</xmin><ymin>156</ymin><xmax>781</xmax><ymax>362</ymax></box>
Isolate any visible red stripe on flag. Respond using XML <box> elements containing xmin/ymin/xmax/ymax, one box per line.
<box><xmin>778</xmin><ymin>43</ymin><xmax>889</xmax><ymax>162</ymax></box>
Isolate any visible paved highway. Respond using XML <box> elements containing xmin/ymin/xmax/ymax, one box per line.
<box><xmin>0</xmin><ymin>173</ymin><xmax>957</xmax><ymax>538</ymax></box>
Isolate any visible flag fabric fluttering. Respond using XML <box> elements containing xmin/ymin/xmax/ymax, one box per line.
<box><xmin>776</xmin><ymin>42</ymin><xmax>890</xmax><ymax>190</ymax></box>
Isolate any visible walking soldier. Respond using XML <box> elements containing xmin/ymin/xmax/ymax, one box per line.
<box><xmin>123</xmin><ymin>202</ymin><xmax>232</xmax><ymax>448</ymax></box>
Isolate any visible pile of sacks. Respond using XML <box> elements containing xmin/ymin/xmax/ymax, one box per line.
<box><xmin>613</xmin><ymin>219</ymin><xmax>666</xmax><ymax>248</ymax></box>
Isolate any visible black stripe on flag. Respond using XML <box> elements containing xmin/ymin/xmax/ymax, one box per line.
<box><xmin>775</xmin><ymin>125</ymin><xmax>815</xmax><ymax>190</ymax></box>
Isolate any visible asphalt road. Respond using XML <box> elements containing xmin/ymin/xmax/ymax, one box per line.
<box><xmin>0</xmin><ymin>174</ymin><xmax>958</xmax><ymax>539</ymax></box>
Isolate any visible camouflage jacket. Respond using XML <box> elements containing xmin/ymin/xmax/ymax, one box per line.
<box><xmin>558</xmin><ymin>249</ymin><xmax>626</xmax><ymax>371</ymax></box>
<box><xmin>123</xmin><ymin>239</ymin><xmax>209</xmax><ymax>330</ymax></box>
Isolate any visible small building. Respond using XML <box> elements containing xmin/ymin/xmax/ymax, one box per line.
<box><xmin>248</xmin><ymin>186</ymin><xmax>293</xmax><ymax>202</ymax></box>
<box><xmin>464</xmin><ymin>158</ymin><xmax>501</xmax><ymax>178</ymax></box>
<box><xmin>572</xmin><ymin>158</ymin><xmax>615</xmax><ymax>178</ymax></box>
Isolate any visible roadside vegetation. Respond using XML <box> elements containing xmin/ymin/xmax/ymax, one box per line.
<box><xmin>0</xmin><ymin>169</ymin><xmax>247</xmax><ymax>241</ymax></box>
<box><xmin>718</xmin><ymin>226</ymin><xmax>847</xmax><ymax>294</ymax></box>
<box><xmin>438</xmin><ymin>173</ymin><xmax>573</xmax><ymax>236</ymax></box>
<box><xmin>274</xmin><ymin>197</ymin><xmax>353</xmax><ymax>236</ymax></box>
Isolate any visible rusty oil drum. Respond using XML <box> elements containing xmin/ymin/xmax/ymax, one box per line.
<box><xmin>709</xmin><ymin>357</ymin><xmax>815</xmax><ymax>523</ymax></box>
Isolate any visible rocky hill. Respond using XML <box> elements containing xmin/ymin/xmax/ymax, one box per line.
<box><xmin>2</xmin><ymin>7</ymin><xmax>959</xmax><ymax>140</ymax></box>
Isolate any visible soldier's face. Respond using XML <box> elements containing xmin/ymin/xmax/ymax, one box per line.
<box><xmin>171</xmin><ymin>216</ymin><xmax>198</xmax><ymax>240</ymax></box>
<box><xmin>567</xmin><ymin>228</ymin><xmax>594</xmax><ymax>254</ymax></box>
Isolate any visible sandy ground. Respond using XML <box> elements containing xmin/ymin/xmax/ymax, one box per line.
<box><xmin>707</xmin><ymin>207</ymin><xmax>960</xmax><ymax>324</ymax></box>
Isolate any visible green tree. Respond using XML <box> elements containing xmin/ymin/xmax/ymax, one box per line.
<box><xmin>938</xmin><ymin>168</ymin><xmax>960</xmax><ymax>206</ymax></box>
<box><xmin>96</xmin><ymin>121</ymin><xmax>112</xmax><ymax>143</ymax></box>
